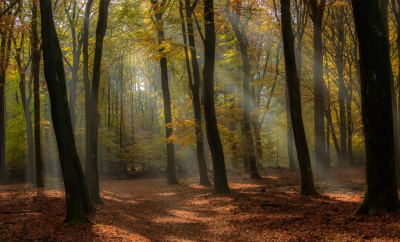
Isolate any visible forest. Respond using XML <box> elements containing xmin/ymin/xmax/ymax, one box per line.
<box><xmin>0</xmin><ymin>0</ymin><xmax>400</xmax><ymax>240</ymax></box>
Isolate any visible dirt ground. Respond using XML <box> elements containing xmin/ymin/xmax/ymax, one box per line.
<box><xmin>0</xmin><ymin>167</ymin><xmax>399</xmax><ymax>241</ymax></box>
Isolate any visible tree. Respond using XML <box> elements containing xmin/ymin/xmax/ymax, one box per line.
<box><xmin>150</xmin><ymin>0</ymin><xmax>178</xmax><ymax>185</ymax></box>
<box><xmin>281</xmin><ymin>0</ymin><xmax>318</xmax><ymax>195</ymax></box>
<box><xmin>14</xmin><ymin>28</ymin><xmax>34</xmax><ymax>184</ymax></box>
<box><xmin>203</xmin><ymin>0</ymin><xmax>230</xmax><ymax>193</ymax></box>
<box><xmin>31</xmin><ymin>0</ymin><xmax>44</xmax><ymax>188</ymax></box>
<box><xmin>179</xmin><ymin>0</ymin><xmax>210</xmax><ymax>185</ymax></box>
<box><xmin>351</xmin><ymin>0</ymin><xmax>400</xmax><ymax>216</ymax></box>
<box><xmin>85</xmin><ymin>0</ymin><xmax>110</xmax><ymax>204</ymax></box>
<box><xmin>306</xmin><ymin>0</ymin><xmax>331</xmax><ymax>178</ymax></box>
<box><xmin>226</xmin><ymin>0</ymin><xmax>261</xmax><ymax>179</ymax></box>
<box><xmin>0</xmin><ymin>1</ymin><xmax>19</xmax><ymax>185</ymax></box>
<box><xmin>40</xmin><ymin>0</ymin><xmax>96</xmax><ymax>224</ymax></box>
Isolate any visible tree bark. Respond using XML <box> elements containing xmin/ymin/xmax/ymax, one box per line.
<box><xmin>352</xmin><ymin>0</ymin><xmax>400</xmax><ymax>216</ymax></box>
<box><xmin>31</xmin><ymin>0</ymin><xmax>44</xmax><ymax>187</ymax></box>
<box><xmin>151</xmin><ymin>0</ymin><xmax>178</xmax><ymax>185</ymax></box>
<box><xmin>226</xmin><ymin>1</ymin><xmax>260</xmax><ymax>179</ymax></box>
<box><xmin>281</xmin><ymin>0</ymin><xmax>318</xmax><ymax>195</ymax></box>
<box><xmin>307</xmin><ymin>0</ymin><xmax>331</xmax><ymax>179</ymax></box>
<box><xmin>40</xmin><ymin>0</ymin><xmax>95</xmax><ymax>224</ymax></box>
<box><xmin>85</xmin><ymin>0</ymin><xmax>110</xmax><ymax>204</ymax></box>
<box><xmin>179</xmin><ymin>0</ymin><xmax>210</xmax><ymax>185</ymax></box>
<box><xmin>203</xmin><ymin>0</ymin><xmax>230</xmax><ymax>193</ymax></box>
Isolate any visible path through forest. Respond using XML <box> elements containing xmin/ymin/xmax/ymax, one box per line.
<box><xmin>0</xmin><ymin>167</ymin><xmax>399</xmax><ymax>241</ymax></box>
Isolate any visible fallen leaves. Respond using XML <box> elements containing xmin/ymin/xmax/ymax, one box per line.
<box><xmin>0</xmin><ymin>167</ymin><xmax>399</xmax><ymax>241</ymax></box>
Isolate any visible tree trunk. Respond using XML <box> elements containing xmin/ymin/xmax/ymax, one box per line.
<box><xmin>285</xmin><ymin>87</ymin><xmax>296</xmax><ymax>170</ymax></box>
<box><xmin>15</xmin><ymin>37</ymin><xmax>34</xmax><ymax>184</ymax></box>
<box><xmin>151</xmin><ymin>0</ymin><xmax>178</xmax><ymax>185</ymax></box>
<box><xmin>307</xmin><ymin>0</ymin><xmax>331</xmax><ymax>179</ymax></box>
<box><xmin>352</xmin><ymin>0</ymin><xmax>400</xmax><ymax>216</ymax></box>
<box><xmin>85</xmin><ymin>0</ymin><xmax>110</xmax><ymax>204</ymax></box>
<box><xmin>31</xmin><ymin>0</ymin><xmax>44</xmax><ymax>187</ymax></box>
<box><xmin>39</xmin><ymin>0</ymin><xmax>95</xmax><ymax>224</ymax></box>
<box><xmin>179</xmin><ymin>0</ymin><xmax>210</xmax><ymax>185</ymax></box>
<box><xmin>203</xmin><ymin>0</ymin><xmax>230</xmax><ymax>193</ymax></box>
<box><xmin>227</xmin><ymin>1</ymin><xmax>260</xmax><ymax>179</ymax></box>
<box><xmin>281</xmin><ymin>0</ymin><xmax>318</xmax><ymax>195</ymax></box>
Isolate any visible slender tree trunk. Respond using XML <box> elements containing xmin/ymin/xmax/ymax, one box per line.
<box><xmin>307</xmin><ymin>0</ymin><xmax>331</xmax><ymax>179</ymax></box>
<box><xmin>203</xmin><ymin>0</ymin><xmax>230</xmax><ymax>193</ymax></box>
<box><xmin>346</xmin><ymin>82</ymin><xmax>354</xmax><ymax>166</ymax></box>
<box><xmin>15</xmin><ymin>37</ymin><xmax>34</xmax><ymax>183</ymax></box>
<box><xmin>352</xmin><ymin>0</ymin><xmax>399</xmax><ymax>216</ymax></box>
<box><xmin>285</xmin><ymin>88</ymin><xmax>296</xmax><ymax>170</ymax></box>
<box><xmin>40</xmin><ymin>0</ymin><xmax>95</xmax><ymax>224</ymax></box>
<box><xmin>281</xmin><ymin>0</ymin><xmax>318</xmax><ymax>195</ymax></box>
<box><xmin>227</xmin><ymin>1</ymin><xmax>260</xmax><ymax>179</ymax></box>
<box><xmin>151</xmin><ymin>0</ymin><xmax>178</xmax><ymax>185</ymax></box>
<box><xmin>86</xmin><ymin>0</ymin><xmax>110</xmax><ymax>204</ymax></box>
<box><xmin>180</xmin><ymin>0</ymin><xmax>210</xmax><ymax>185</ymax></box>
<box><xmin>31</xmin><ymin>0</ymin><xmax>44</xmax><ymax>187</ymax></box>
<box><xmin>0</xmin><ymin>21</ymin><xmax>13</xmax><ymax>185</ymax></box>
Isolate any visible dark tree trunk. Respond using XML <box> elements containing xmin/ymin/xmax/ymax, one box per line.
<box><xmin>346</xmin><ymin>82</ymin><xmax>354</xmax><ymax>166</ymax></box>
<box><xmin>307</xmin><ymin>0</ymin><xmax>331</xmax><ymax>179</ymax></box>
<box><xmin>85</xmin><ymin>0</ymin><xmax>109</xmax><ymax>204</ymax></box>
<box><xmin>352</xmin><ymin>0</ymin><xmax>400</xmax><ymax>215</ymax></box>
<box><xmin>203</xmin><ymin>0</ymin><xmax>230</xmax><ymax>193</ymax></box>
<box><xmin>31</xmin><ymin>0</ymin><xmax>44</xmax><ymax>187</ymax></box>
<box><xmin>281</xmin><ymin>0</ymin><xmax>318</xmax><ymax>195</ymax></box>
<box><xmin>179</xmin><ymin>0</ymin><xmax>210</xmax><ymax>185</ymax></box>
<box><xmin>227</xmin><ymin>1</ymin><xmax>260</xmax><ymax>179</ymax></box>
<box><xmin>40</xmin><ymin>0</ymin><xmax>95</xmax><ymax>224</ymax></box>
<box><xmin>151</xmin><ymin>0</ymin><xmax>178</xmax><ymax>185</ymax></box>
<box><xmin>285</xmin><ymin>88</ymin><xmax>296</xmax><ymax>170</ymax></box>
<box><xmin>389</xmin><ymin>0</ymin><xmax>400</xmax><ymax>182</ymax></box>
<box><xmin>0</xmin><ymin>13</ymin><xmax>14</xmax><ymax>185</ymax></box>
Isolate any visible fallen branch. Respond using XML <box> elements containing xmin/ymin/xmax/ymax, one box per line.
<box><xmin>0</xmin><ymin>210</ymin><xmax>42</xmax><ymax>214</ymax></box>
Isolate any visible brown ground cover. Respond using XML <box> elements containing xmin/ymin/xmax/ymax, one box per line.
<box><xmin>0</xmin><ymin>167</ymin><xmax>399</xmax><ymax>241</ymax></box>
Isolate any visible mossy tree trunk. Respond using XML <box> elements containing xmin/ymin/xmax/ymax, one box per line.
<box><xmin>352</xmin><ymin>0</ymin><xmax>400</xmax><ymax>216</ymax></box>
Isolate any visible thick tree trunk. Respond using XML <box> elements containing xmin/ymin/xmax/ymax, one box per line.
<box><xmin>352</xmin><ymin>0</ymin><xmax>400</xmax><ymax>216</ymax></box>
<box><xmin>281</xmin><ymin>0</ymin><xmax>318</xmax><ymax>195</ymax></box>
<box><xmin>203</xmin><ymin>0</ymin><xmax>230</xmax><ymax>193</ymax></box>
<box><xmin>151</xmin><ymin>0</ymin><xmax>178</xmax><ymax>185</ymax></box>
<box><xmin>40</xmin><ymin>0</ymin><xmax>95</xmax><ymax>224</ymax></box>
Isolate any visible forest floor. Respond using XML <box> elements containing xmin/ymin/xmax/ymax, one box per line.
<box><xmin>1</xmin><ymin>166</ymin><xmax>400</xmax><ymax>241</ymax></box>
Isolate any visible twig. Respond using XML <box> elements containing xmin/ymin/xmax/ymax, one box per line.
<box><xmin>374</xmin><ymin>222</ymin><xmax>387</xmax><ymax>232</ymax></box>
<box><xmin>0</xmin><ymin>221</ymin><xmax>15</xmax><ymax>225</ymax></box>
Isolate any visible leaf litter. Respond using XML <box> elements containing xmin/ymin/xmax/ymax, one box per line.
<box><xmin>0</xmin><ymin>167</ymin><xmax>399</xmax><ymax>241</ymax></box>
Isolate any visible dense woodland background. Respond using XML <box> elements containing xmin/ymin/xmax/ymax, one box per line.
<box><xmin>1</xmin><ymin>0</ymin><xmax>368</xmax><ymax>179</ymax></box>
